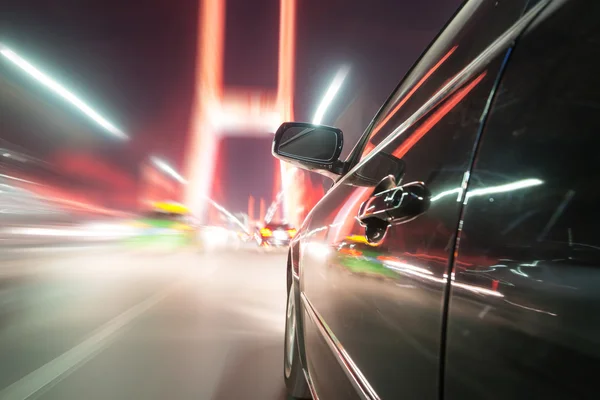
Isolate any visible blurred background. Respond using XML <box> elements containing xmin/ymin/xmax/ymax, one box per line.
<box><xmin>0</xmin><ymin>0</ymin><xmax>460</xmax><ymax>398</ymax></box>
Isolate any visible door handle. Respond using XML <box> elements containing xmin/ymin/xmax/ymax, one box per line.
<box><xmin>357</xmin><ymin>175</ymin><xmax>431</xmax><ymax>244</ymax></box>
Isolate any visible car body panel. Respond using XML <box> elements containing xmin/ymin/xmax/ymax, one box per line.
<box><xmin>299</xmin><ymin>65</ymin><xmax>500</xmax><ymax>399</ymax></box>
<box><xmin>284</xmin><ymin>0</ymin><xmax>570</xmax><ymax>398</ymax></box>
<box><xmin>294</xmin><ymin>0</ymin><xmax>545</xmax><ymax>397</ymax></box>
<box><xmin>445</xmin><ymin>0</ymin><xmax>600</xmax><ymax>398</ymax></box>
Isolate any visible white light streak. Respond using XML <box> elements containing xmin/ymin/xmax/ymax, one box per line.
<box><xmin>382</xmin><ymin>260</ymin><xmax>433</xmax><ymax>275</ymax></box>
<box><xmin>431</xmin><ymin>178</ymin><xmax>543</xmax><ymax>203</ymax></box>
<box><xmin>304</xmin><ymin>242</ymin><xmax>331</xmax><ymax>260</ymax></box>
<box><xmin>203</xmin><ymin>196</ymin><xmax>249</xmax><ymax>234</ymax></box>
<box><xmin>312</xmin><ymin>66</ymin><xmax>350</xmax><ymax>125</ymax></box>
<box><xmin>265</xmin><ymin>167</ymin><xmax>297</xmax><ymax>223</ymax></box>
<box><xmin>0</xmin><ymin>44</ymin><xmax>126</xmax><ymax>139</ymax></box>
<box><xmin>466</xmin><ymin>178</ymin><xmax>543</xmax><ymax>199</ymax></box>
<box><xmin>0</xmin><ymin>173</ymin><xmax>38</xmax><ymax>185</ymax></box>
<box><xmin>150</xmin><ymin>157</ymin><xmax>187</xmax><ymax>184</ymax></box>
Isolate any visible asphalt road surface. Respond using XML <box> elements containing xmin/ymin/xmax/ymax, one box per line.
<box><xmin>0</xmin><ymin>245</ymin><xmax>290</xmax><ymax>400</ymax></box>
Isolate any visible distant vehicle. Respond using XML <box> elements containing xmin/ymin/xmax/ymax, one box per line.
<box><xmin>255</xmin><ymin>222</ymin><xmax>297</xmax><ymax>248</ymax></box>
<box><xmin>129</xmin><ymin>201</ymin><xmax>199</xmax><ymax>248</ymax></box>
<box><xmin>271</xmin><ymin>0</ymin><xmax>600</xmax><ymax>399</ymax></box>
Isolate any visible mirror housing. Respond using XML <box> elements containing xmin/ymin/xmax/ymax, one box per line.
<box><xmin>272</xmin><ymin>122</ymin><xmax>345</xmax><ymax>178</ymax></box>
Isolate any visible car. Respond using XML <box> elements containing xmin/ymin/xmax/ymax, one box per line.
<box><xmin>272</xmin><ymin>0</ymin><xmax>600</xmax><ymax>398</ymax></box>
<box><xmin>255</xmin><ymin>222</ymin><xmax>297</xmax><ymax>248</ymax></box>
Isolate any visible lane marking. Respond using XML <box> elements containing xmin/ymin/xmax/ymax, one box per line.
<box><xmin>0</xmin><ymin>280</ymin><xmax>185</xmax><ymax>400</ymax></box>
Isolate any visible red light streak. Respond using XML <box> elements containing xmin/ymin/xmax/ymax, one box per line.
<box><xmin>277</xmin><ymin>0</ymin><xmax>298</xmax><ymax>224</ymax></box>
<box><xmin>392</xmin><ymin>72</ymin><xmax>486</xmax><ymax>159</ymax></box>
<box><xmin>277</xmin><ymin>0</ymin><xmax>296</xmax><ymax>121</ymax></box>
<box><xmin>491</xmin><ymin>279</ymin><xmax>499</xmax><ymax>292</ymax></box>
<box><xmin>339</xmin><ymin>248</ymin><xmax>363</xmax><ymax>257</ymax></box>
<box><xmin>331</xmin><ymin>72</ymin><xmax>486</xmax><ymax>243</ymax></box>
<box><xmin>184</xmin><ymin>0</ymin><xmax>299</xmax><ymax>224</ymax></box>
<box><xmin>362</xmin><ymin>46</ymin><xmax>458</xmax><ymax>157</ymax></box>
<box><xmin>184</xmin><ymin>0</ymin><xmax>225</xmax><ymax>219</ymax></box>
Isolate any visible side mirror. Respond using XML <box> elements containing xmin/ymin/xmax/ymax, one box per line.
<box><xmin>272</xmin><ymin>122</ymin><xmax>344</xmax><ymax>177</ymax></box>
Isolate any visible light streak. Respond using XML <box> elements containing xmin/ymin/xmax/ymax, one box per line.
<box><xmin>151</xmin><ymin>157</ymin><xmax>187</xmax><ymax>184</ymax></box>
<box><xmin>203</xmin><ymin>195</ymin><xmax>249</xmax><ymax>234</ymax></box>
<box><xmin>184</xmin><ymin>0</ymin><xmax>298</xmax><ymax>225</ymax></box>
<box><xmin>152</xmin><ymin>155</ymin><xmax>248</xmax><ymax>233</ymax></box>
<box><xmin>277</xmin><ymin>0</ymin><xmax>297</xmax><ymax>224</ymax></box>
<box><xmin>331</xmin><ymin>73</ymin><xmax>486</xmax><ymax>244</ymax></box>
<box><xmin>312</xmin><ymin>66</ymin><xmax>350</xmax><ymax>125</ymax></box>
<box><xmin>304</xmin><ymin>242</ymin><xmax>331</xmax><ymax>260</ymax></box>
<box><xmin>265</xmin><ymin>167</ymin><xmax>297</xmax><ymax>223</ymax></box>
<box><xmin>465</xmin><ymin>178</ymin><xmax>543</xmax><ymax>200</ymax></box>
<box><xmin>0</xmin><ymin>173</ymin><xmax>39</xmax><ymax>185</ymax></box>
<box><xmin>431</xmin><ymin>178</ymin><xmax>543</xmax><ymax>203</ymax></box>
<box><xmin>361</xmin><ymin>46</ymin><xmax>458</xmax><ymax>157</ymax></box>
<box><xmin>379</xmin><ymin>258</ymin><xmax>433</xmax><ymax>275</ymax></box>
<box><xmin>277</xmin><ymin>0</ymin><xmax>296</xmax><ymax>121</ymax></box>
<box><xmin>391</xmin><ymin>72</ymin><xmax>487</xmax><ymax>159</ymax></box>
<box><xmin>183</xmin><ymin>0</ymin><xmax>224</xmax><ymax>219</ymax></box>
<box><xmin>0</xmin><ymin>44</ymin><xmax>126</xmax><ymax>139</ymax></box>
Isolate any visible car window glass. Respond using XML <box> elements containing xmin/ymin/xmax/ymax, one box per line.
<box><xmin>357</xmin><ymin>0</ymin><xmax>528</xmax><ymax>160</ymax></box>
<box><xmin>328</xmin><ymin>52</ymin><xmax>506</xmax><ymax>247</ymax></box>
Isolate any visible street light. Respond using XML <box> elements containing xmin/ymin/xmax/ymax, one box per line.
<box><xmin>0</xmin><ymin>43</ymin><xmax>127</xmax><ymax>139</ymax></box>
<box><xmin>312</xmin><ymin>66</ymin><xmax>350</xmax><ymax>125</ymax></box>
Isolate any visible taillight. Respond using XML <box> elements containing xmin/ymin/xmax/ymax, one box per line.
<box><xmin>260</xmin><ymin>228</ymin><xmax>272</xmax><ymax>237</ymax></box>
<box><xmin>287</xmin><ymin>228</ymin><xmax>297</xmax><ymax>238</ymax></box>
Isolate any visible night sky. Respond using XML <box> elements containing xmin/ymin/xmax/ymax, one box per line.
<box><xmin>0</xmin><ymin>0</ymin><xmax>461</xmax><ymax>213</ymax></box>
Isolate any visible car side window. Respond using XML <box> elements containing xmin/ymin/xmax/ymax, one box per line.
<box><xmin>354</xmin><ymin>0</ymin><xmax>529</xmax><ymax>161</ymax></box>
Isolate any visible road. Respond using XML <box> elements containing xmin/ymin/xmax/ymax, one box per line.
<box><xmin>0</xmin><ymin>245</ymin><xmax>290</xmax><ymax>400</ymax></box>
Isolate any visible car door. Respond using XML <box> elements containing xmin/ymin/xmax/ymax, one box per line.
<box><xmin>444</xmin><ymin>0</ymin><xmax>600</xmax><ymax>398</ymax></box>
<box><xmin>298</xmin><ymin>0</ymin><xmax>540</xmax><ymax>398</ymax></box>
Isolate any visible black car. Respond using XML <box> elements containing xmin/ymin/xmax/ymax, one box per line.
<box><xmin>255</xmin><ymin>222</ymin><xmax>297</xmax><ymax>248</ymax></box>
<box><xmin>273</xmin><ymin>0</ymin><xmax>600</xmax><ymax>398</ymax></box>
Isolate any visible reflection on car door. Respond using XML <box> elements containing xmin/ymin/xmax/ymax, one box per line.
<box><xmin>445</xmin><ymin>1</ymin><xmax>600</xmax><ymax>398</ymax></box>
<box><xmin>299</xmin><ymin>0</ymin><xmax>537</xmax><ymax>398</ymax></box>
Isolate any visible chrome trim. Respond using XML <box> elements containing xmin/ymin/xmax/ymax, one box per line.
<box><xmin>301</xmin><ymin>293</ymin><xmax>380</xmax><ymax>400</ymax></box>
<box><xmin>303</xmin><ymin>369</ymin><xmax>320</xmax><ymax>400</ymax></box>
<box><xmin>285</xmin><ymin>284</ymin><xmax>297</xmax><ymax>378</ymax></box>
<box><xmin>316</xmin><ymin>0</ymin><xmax>550</xmax><ymax>201</ymax></box>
